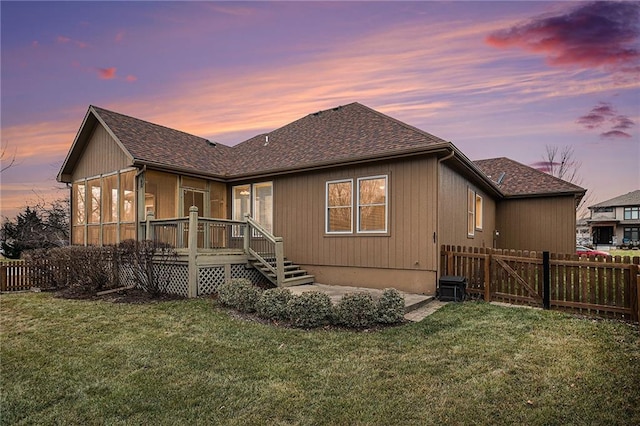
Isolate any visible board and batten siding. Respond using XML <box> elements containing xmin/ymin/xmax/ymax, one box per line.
<box><xmin>495</xmin><ymin>196</ymin><xmax>577</xmax><ymax>254</ymax></box>
<box><xmin>438</xmin><ymin>163</ymin><xmax>496</xmax><ymax>249</ymax></box>
<box><xmin>71</xmin><ymin>124</ymin><xmax>131</xmax><ymax>181</ymax></box>
<box><xmin>273</xmin><ymin>157</ymin><xmax>439</xmax><ymax>293</ymax></box>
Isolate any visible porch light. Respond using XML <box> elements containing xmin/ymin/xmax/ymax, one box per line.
<box><xmin>240</xmin><ymin>190</ymin><xmax>250</xmax><ymax>196</ymax></box>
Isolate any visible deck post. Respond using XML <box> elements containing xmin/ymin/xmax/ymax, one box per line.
<box><xmin>243</xmin><ymin>213</ymin><xmax>251</xmax><ymax>255</ymax></box>
<box><xmin>145</xmin><ymin>211</ymin><xmax>155</xmax><ymax>241</ymax></box>
<box><xmin>187</xmin><ymin>206</ymin><xmax>198</xmax><ymax>298</ymax></box>
<box><xmin>274</xmin><ymin>237</ymin><xmax>285</xmax><ymax>287</ymax></box>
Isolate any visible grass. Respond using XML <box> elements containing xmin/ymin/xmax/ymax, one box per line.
<box><xmin>2</xmin><ymin>293</ymin><xmax>639</xmax><ymax>425</ymax></box>
<box><xmin>610</xmin><ymin>249</ymin><xmax>640</xmax><ymax>258</ymax></box>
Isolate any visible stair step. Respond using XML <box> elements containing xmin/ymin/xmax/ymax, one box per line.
<box><xmin>281</xmin><ymin>275</ymin><xmax>315</xmax><ymax>287</ymax></box>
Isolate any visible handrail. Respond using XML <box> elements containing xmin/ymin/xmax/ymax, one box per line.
<box><xmin>245</xmin><ymin>215</ymin><xmax>278</xmax><ymax>244</ymax></box>
<box><xmin>245</xmin><ymin>215</ymin><xmax>285</xmax><ymax>286</ymax></box>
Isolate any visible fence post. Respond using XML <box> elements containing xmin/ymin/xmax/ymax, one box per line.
<box><xmin>543</xmin><ymin>251</ymin><xmax>550</xmax><ymax>310</ymax></box>
<box><xmin>187</xmin><ymin>206</ymin><xmax>198</xmax><ymax>298</ymax></box>
<box><xmin>1</xmin><ymin>263</ymin><xmax>6</xmax><ymax>292</ymax></box>
<box><xmin>484</xmin><ymin>254</ymin><xmax>491</xmax><ymax>302</ymax></box>
<box><xmin>630</xmin><ymin>260</ymin><xmax>639</xmax><ymax>322</ymax></box>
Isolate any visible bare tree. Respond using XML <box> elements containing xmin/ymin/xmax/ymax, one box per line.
<box><xmin>537</xmin><ymin>145</ymin><xmax>592</xmax><ymax>218</ymax></box>
<box><xmin>1</xmin><ymin>141</ymin><xmax>17</xmax><ymax>172</ymax></box>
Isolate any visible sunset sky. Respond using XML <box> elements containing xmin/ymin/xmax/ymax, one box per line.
<box><xmin>1</xmin><ymin>1</ymin><xmax>638</xmax><ymax>220</ymax></box>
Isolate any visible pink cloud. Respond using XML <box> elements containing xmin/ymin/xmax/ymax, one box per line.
<box><xmin>57</xmin><ymin>35</ymin><xmax>71</xmax><ymax>44</ymax></box>
<box><xmin>97</xmin><ymin>67</ymin><xmax>117</xmax><ymax>80</ymax></box>
<box><xmin>115</xmin><ymin>31</ymin><xmax>126</xmax><ymax>43</ymax></box>
<box><xmin>486</xmin><ymin>1</ymin><xmax>640</xmax><ymax>72</ymax></box>
<box><xmin>612</xmin><ymin>116</ymin><xmax>635</xmax><ymax>130</ymax></box>
<box><xmin>125</xmin><ymin>75</ymin><xmax>137</xmax><ymax>82</ymax></box>
<box><xmin>601</xmin><ymin>130</ymin><xmax>632</xmax><ymax>139</ymax></box>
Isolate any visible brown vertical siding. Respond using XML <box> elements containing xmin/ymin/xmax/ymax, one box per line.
<box><xmin>438</xmin><ymin>163</ymin><xmax>496</xmax><ymax>249</ymax></box>
<box><xmin>495</xmin><ymin>196</ymin><xmax>577</xmax><ymax>253</ymax></box>
<box><xmin>273</xmin><ymin>157</ymin><xmax>439</xmax><ymax>274</ymax></box>
<box><xmin>71</xmin><ymin>124</ymin><xmax>131</xmax><ymax>180</ymax></box>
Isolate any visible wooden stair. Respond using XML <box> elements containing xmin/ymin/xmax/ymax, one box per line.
<box><xmin>249</xmin><ymin>257</ymin><xmax>315</xmax><ymax>287</ymax></box>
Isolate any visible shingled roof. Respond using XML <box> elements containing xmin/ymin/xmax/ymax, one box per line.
<box><xmin>589</xmin><ymin>190</ymin><xmax>640</xmax><ymax>208</ymax></box>
<box><xmin>473</xmin><ymin>157</ymin><xmax>585</xmax><ymax>198</ymax></box>
<box><xmin>91</xmin><ymin>106</ymin><xmax>233</xmax><ymax>177</ymax></box>
<box><xmin>225</xmin><ymin>103</ymin><xmax>448</xmax><ymax>176</ymax></box>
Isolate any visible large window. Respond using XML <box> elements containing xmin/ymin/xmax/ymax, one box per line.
<box><xmin>357</xmin><ymin>176</ymin><xmax>387</xmax><ymax>233</ymax></box>
<box><xmin>624</xmin><ymin>207</ymin><xmax>639</xmax><ymax>220</ymax></box>
<box><xmin>145</xmin><ymin>171</ymin><xmax>177</xmax><ymax>219</ymax></box>
<box><xmin>72</xmin><ymin>169</ymin><xmax>136</xmax><ymax>246</ymax></box>
<box><xmin>233</xmin><ymin>182</ymin><xmax>273</xmax><ymax>233</ymax></box>
<box><xmin>326</xmin><ymin>179</ymin><xmax>353</xmax><ymax>233</ymax></box>
<box><xmin>325</xmin><ymin>175</ymin><xmax>388</xmax><ymax>235</ymax></box>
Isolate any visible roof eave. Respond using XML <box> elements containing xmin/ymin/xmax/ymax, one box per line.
<box><xmin>226</xmin><ymin>142</ymin><xmax>455</xmax><ymax>182</ymax></box>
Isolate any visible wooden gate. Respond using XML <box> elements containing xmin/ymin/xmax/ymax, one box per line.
<box><xmin>491</xmin><ymin>253</ymin><xmax>543</xmax><ymax>306</ymax></box>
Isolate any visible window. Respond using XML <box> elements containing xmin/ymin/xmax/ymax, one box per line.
<box><xmin>102</xmin><ymin>174</ymin><xmax>118</xmax><ymax>223</ymax></box>
<box><xmin>624</xmin><ymin>207</ymin><xmax>639</xmax><ymax>220</ymax></box>
<box><xmin>467</xmin><ymin>188</ymin><xmax>475</xmax><ymax>237</ymax></box>
<box><xmin>326</xmin><ymin>179</ymin><xmax>353</xmax><ymax>233</ymax></box>
<box><xmin>87</xmin><ymin>178</ymin><xmax>101</xmax><ymax>224</ymax></box>
<box><xmin>475</xmin><ymin>193</ymin><xmax>483</xmax><ymax>230</ymax></box>
<box><xmin>253</xmin><ymin>182</ymin><xmax>273</xmax><ymax>233</ymax></box>
<box><xmin>357</xmin><ymin>176</ymin><xmax>387</xmax><ymax>233</ymax></box>
<box><xmin>232</xmin><ymin>185</ymin><xmax>251</xmax><ymax>222</ymax></box>
<box><xmin>145</xmin><ymin>171</ymin><xmax>177</xmax><ymax>219</ymax></box>
<box><xmin>624</xmin><ymin>227</ymin><xmax>639</xmax><ymax>242</ymax></box>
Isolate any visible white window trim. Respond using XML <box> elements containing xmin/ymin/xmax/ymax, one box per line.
<box><xmin>326</xmin><ymin>179</ymin><xmax>353</xmax><ymax>234</ymax></box>
<box><xmin>475</xmin><ymin>193</ymin><xmax>483</xmax><ymax>231</ymax></box>
<box><xmin>467</xmin><ymin>187</ymin><xmax>475</xmax><ymax>237</ymax></box>
<box><xmin>252</xmin><ymin>181</ymin><xmax>273</xmax><ymax>233</ymax></box>
<box><xmin>357</xmin><ymin>175</ymin><xmax>388</xmax><ymax>234</ymax></box>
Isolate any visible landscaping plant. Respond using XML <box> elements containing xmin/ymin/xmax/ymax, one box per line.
<box><xmin>376</xmin><ymin>288</ymin><xmax>406</xmax><ymax>324</ymax></box>
<box><xmin>256</xmin><ymin>287</ymin><xmax>292</xmax><ymax>321</ymax></box>
<box><xmin>287</xmin><ymin>291</ymin><xmax>333</xmax><ymax>328</ymax></box>
<box><xmin>333</xmin><ymin>292</ymin><xmax>377</xmax><ymax>328</ymax></box>
<box><xmin>217</xmin><ymin>278</ymin><xmax>262</xmax><ymax>313</ymax></box>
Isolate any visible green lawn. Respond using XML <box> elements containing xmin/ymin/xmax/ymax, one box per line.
<box><xmin>2</xmin><ymin>293</ymin><xmax>639</xmax><ymax>425</ymax></box>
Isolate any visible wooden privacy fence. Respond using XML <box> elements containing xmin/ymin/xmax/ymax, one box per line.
<box><xmin>440</xmin><ymin>245</ymin><xmax>640</xmax><ymax>322</ymax></box>
<box><xmin>0</xmin><ymin>259</ymin><xmax>67</xmax><ymax>292</ymax></box>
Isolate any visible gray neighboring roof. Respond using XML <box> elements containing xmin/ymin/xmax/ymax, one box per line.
<box><xmin>473</xmin><ymin>157</ymin><xmax>585</xmax><ymax>197</ymax></box>
<box><xmin>589</xmin><ymin>190</ymin><xmax>640</xmax><ymax>208</ymax></box>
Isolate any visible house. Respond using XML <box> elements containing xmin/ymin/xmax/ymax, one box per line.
<box><xmin>57</xmin><ymin>102</ymin><xmax>585</xmax><ymax>296</ymax></box>
<box><xmin>586</xmin><ymin>190</ymin><xmax>640</xmax><ymax>248</ymax></box>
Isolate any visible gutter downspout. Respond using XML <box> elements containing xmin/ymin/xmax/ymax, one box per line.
<box><xmin>436</xmin><ymin>148</ymin><xmax>455</xmax><ymax>282</ymax></box>
<box><xmin>135</xmin><ymin>165</ymin><xmax>146</xmax><ymax>241</ymax></box>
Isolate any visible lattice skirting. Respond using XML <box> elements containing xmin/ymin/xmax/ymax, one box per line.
<box><xmin>198</xmin><ymin>266</ymin><xmax>225</xmax><ymax>295</ymax></box>
<box><xmin>160</xmin><ymin>263</ymin><xmax>189</xmax><ymax>297</ymax></box>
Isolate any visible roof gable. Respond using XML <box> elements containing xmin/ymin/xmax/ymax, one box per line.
<box><xmin>589</xmin><ymin>189</ymin><xmax>640</xmax><ymax>208</ymax></box>
<box><xmin>473</xmin><ymin>157</ymin><xmax>585</xmax><ymax>197</ymax></box>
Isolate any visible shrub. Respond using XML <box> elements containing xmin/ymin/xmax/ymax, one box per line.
<box><xmin>117</xmin><ymin>239</ymin><xmax>177</xmax><ymax>297</ymax></box>
<box><xmin>256</xmin><ymin>288</ymin><xmax>292</xmax><ymax>321</ymax></box>
<box><xmin>287</xmin><ymin>291</ymin><xmax>333</xmax><ymax>328</ymax></box>
<box><xmin>376</xmin><ymin>288</ymin><xmax>405</xmax><ymax>324</ymax></box>
<box><xmin>217</xmin><ymin>278</ymin><xmax>262</xmax><ymax>313</ymax></box>
<box><xmin>333</xmin><ymin>293</ymin><xmax>377</xmax><ymax>328</ymax></box>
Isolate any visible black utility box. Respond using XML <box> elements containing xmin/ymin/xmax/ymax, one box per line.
<box><xmin>438</xmin><ymin>276</ymin><xmax>467</xmax><ymax>302</ymax></box>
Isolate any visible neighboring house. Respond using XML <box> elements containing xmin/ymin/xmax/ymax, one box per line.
<box><xmin>57</xmin><ymin>102</ymin><xmax>584</xmax><ymax>295</ymax></box>
<box><xmin>586</xmin><ymin>190</ymin><xmax>640</xmax><ymax>248</ymax></box>
<box><xmin>576</xmin><ymin>218</ymin><xmax>591</xmax><ymax>246</ymax></box>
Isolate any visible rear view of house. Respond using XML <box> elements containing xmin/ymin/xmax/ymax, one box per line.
<box><xmin>586</xmin><ymin>190</ymin><xmax>640</xmax><ymax>248</ymax></box>
<box><xmin>58</xmin><ymin>103</ymin><xmax>584</xmax><ymax>296</ymax></box>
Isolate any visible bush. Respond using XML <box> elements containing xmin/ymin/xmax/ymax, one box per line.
<box><xmin>376</xmin><ymin>288</ymin><xmax>405</xmax><ymax>324</ymax></box>
<box><xmin>117</xmin><ymin>239</ymin><xmax>177</xmax><ymax>296</ymax></box>
<box><xmin>217</xmin><ymin>278</ymin><xmax>262</xmax><ymax>313</ymax></box>
<box><xmin>256</xmin><ymin>288</ymin><xmax>292</xmax><ymax>321</ymax></box>
<box><xmin>43</xmin><ymin>246</ymin><xmax>119</xmax><ymax>292</ymax></box>
<box><xmin>287</xmin><ymin>291</ymin><xmax>333</xmax><ymax>328</ymax></box>
<box><xmin>333</xmin><ymin>293</ymin><xmax>377</xmax><ymax>328</ymax></box>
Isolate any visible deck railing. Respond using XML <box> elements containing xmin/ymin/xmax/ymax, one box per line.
<box><xmin>145</xmin><ymin>215</ymin><xmax>245</xmax><ymax>251</ymax></box>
